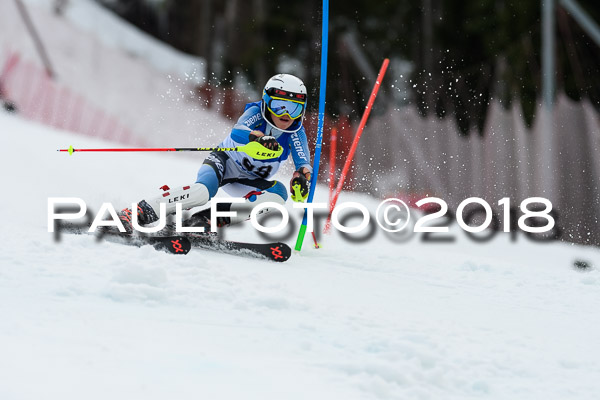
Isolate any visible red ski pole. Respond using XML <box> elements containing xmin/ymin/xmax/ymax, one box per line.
<box><xmin>57</xmin><ymin>142</ymin><xmax>284</xmax><ymax>161</ymax></box>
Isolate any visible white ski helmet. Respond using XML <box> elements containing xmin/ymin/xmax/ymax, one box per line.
<box><xmin>261</xmin><ymin>74</ymin><xmax>307</xmax><ymax>133</ymax></box>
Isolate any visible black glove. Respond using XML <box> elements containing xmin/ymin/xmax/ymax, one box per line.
<box><xmin>251</xmin><ymin>135</ymin><xmax>280</xmax><ymax>151</ymax></box>
<box><xmin>290</xmin><ymin>168</ymin><xmax>311</xmax><ymax>202</ymax></box>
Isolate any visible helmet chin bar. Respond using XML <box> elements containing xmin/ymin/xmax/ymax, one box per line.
<box><xmin>261</xmin><ymin>101</ymin><xmax>304</xmax><ymax>133</ymax></box>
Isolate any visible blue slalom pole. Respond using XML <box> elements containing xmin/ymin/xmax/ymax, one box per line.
<box><xmin>295</xmin><ymin>0</ymin><xmax>329</xmax><ymax>251</ymax></box>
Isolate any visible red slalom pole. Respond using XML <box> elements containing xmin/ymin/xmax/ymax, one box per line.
<box><xmin>328</xmin><ymin>127</ymin><xmax>338</xmax><ymax>205</ymax></box>
<box><xmin>324</xmin><ymin>58</ymin><xmax>389</xmax><ymax>234</ymax></box>
<box><xmin>310</xmin><ymin>126</ymin><xmax>339</xmax><ymax>249</ymax></box>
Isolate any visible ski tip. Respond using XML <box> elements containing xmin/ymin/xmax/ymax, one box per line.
<box><xmin>166</xmin><ymin>236</ymin><xmax>191</xmax><ymax>254</ymax></box>
<box><xmin>269</xmin><ymin>242</ymin><xmax>291</xmax><ymax>262</ymax></box>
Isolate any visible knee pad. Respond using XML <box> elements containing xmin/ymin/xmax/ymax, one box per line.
<box><xmin>145</xmin><ymin>183</ymin><xmax>210</xmax><ymax>216</ymax></box>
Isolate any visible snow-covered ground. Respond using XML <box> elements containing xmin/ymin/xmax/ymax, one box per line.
<box><xmin>2</xmin><ymin>110</ymin><xmax>600</xmax><ymax>399</ymax></box>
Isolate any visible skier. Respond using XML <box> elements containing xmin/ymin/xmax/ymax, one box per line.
<box><xmin>118</xmin><ymin>73</ymin><xmax>313</xmax><ymax>233</ymax></box>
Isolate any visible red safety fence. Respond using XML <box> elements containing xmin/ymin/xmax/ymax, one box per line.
<box><xmin>0</xmin><ymin>49</ymin><xmax>146</xmax><ymax>146</ymax></box>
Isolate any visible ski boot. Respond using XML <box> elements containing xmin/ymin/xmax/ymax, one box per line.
<box><xmin>117</xmin><ymin>200</ymin><xmax>159</xmax><ymax>234</ymax></box>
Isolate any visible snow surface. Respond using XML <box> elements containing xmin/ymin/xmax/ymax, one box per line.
<box><xmin>2</xmin><ymin>110</ymin><xmax>600</xmax><ymax>399</ymax></box>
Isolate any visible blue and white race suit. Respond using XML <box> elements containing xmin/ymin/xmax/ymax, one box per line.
<box><xmin>196</xmin><ymin>101</ymin><xmax>312</xmax><ymax>200</ymax></box>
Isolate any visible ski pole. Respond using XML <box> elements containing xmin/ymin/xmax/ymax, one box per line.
<box><xmin>58</xmin><ymin>141</ymin><xmax>283</xmax><ymax>160</ymax></box>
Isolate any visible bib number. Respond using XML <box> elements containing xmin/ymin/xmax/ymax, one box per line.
<box><xmin>242</xmin><ymin>158</ymin><xmax>273</xmax><ymax>179</ymax></box>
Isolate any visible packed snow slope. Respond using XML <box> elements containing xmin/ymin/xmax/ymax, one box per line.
<box><xmin>1</xmin><ymin>111</ymin><xmax>600</xmax><ymax>400</ymax></box>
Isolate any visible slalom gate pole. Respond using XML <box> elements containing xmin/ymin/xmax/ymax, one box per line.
<box><xmin>323</xmin><ymin>58</ymin><xmax>390</xmax><ymax>234</ymax></box>
<box><xmin>294</xmin><ymin>0</ymin><xmax>329</xmax><ymax>252</ymax></box>
<box><xmin>308</xmin><ymin>126</ymin><xmax>338</xmax><ymax>249</ymax></box>
<box><xmin>328</xmin><ymin>127</ymin><xmax>338</xmax><ymax>205</ymax></box>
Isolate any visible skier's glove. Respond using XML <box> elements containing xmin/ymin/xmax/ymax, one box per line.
<box><xmin>251</xmin><ymin>135</ymin><xmax>280</xmax><ymax>151</ymax></box>
<box><xmin>290</xmin><ymin>168</ymin><xmax>311</xmax><ymax>203</ymax></box>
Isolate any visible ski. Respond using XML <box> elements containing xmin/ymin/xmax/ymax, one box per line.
<box><xmin>186</xmin><ymin>234</ymin><xmax>292</xmax><ymax>262</ymax></box>
<box><xmin>57</xmin><ymin>222</ymin><xmax>291</xmax><ymax>261</ymax></box>
<box><xmin>56</xmin><ymin>224</ymin><xmax>190</xmax><ymax>254</ymax></box>
<box><xmin>98</xmin><ymin>232</ymin><xmax>192</xmax><ymax>255</ymax></box>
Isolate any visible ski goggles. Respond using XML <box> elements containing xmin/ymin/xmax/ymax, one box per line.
<box><xmin>264</xmin><ymin>88</ymin><xmax>306</xmax><ymax>119</ymax></box>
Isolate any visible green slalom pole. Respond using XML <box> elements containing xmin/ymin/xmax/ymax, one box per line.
<box><xmin>294</xmin><ymin>0</ymin><xmax>329</xmax><ymax>251</ymax></box>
